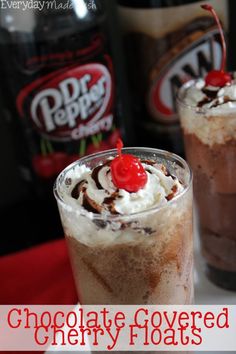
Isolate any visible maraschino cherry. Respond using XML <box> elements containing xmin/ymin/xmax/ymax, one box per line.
<box><xmin>110</xmin><ymin>139</ymin><xmax>147</xmax><ymax>193</ymax></box>
<box><xmin>201</xmin><ymin>4</ymin><xmax>231</xmax><ymax>87</ymax></box>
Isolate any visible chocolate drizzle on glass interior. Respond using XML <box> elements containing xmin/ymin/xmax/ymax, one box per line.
<box><xmin>54</xmin><ymin>147</ymin><xmax>193</xmax><ymax>305</ymax></box>
<box><xmin>177</xmin><ymin>74</ymin><xmax>236</xmax><ymax>290</ymax></box>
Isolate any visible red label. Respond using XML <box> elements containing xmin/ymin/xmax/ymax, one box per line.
<box><xmin>17</xmin><ymin>63</ymin><xmax>113</xmax><ymax>141</ymax></box>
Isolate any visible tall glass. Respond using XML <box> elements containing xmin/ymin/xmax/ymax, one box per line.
<box><xmin>54</xmin><ymin>148</ymin><xmax>193</xmax><ymax>304</ymax></box>
<box><xmin>178</xmin><ymin>81</ymin><xmax>236</xmax><ymax>290</ymax></box>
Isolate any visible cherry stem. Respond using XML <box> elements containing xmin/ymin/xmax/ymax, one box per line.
<box><xmin>46</xmin><ymin>139</ymin><xmax>53</xmax><ymax>153</ymax></box>
<box><xmin>201</xmin><ymin>4</ymin><xmax>226</xmax><ymax>72</ymax></box>
<box><xmin>41</xmin><ymin>139</ymin><xmax>47</xmax><ymax>156</ymax></box>
<box><xmin>79</xmin><ymin>138</ymin><xmax>86</xmax><ymax>156</ymax></box>
<box><xmin>116</xmin><ymin>138</ymin><xmax>124</xmax><ymax>159</ymax></box>
<box><xmin>98</xmin><ymin>133</ymin><xmax>102</xmax><ymax>143</ymax></box>
<box><xmin>91</xmin><ymin>134</ymin><xmax>99</xmax><ymax>148</ymax></box>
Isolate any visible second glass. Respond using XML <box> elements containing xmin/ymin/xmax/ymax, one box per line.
<box><xmin>178</xmin><ymin>80</ymin><xmax>236</xmax><ymax>290</ymax></box>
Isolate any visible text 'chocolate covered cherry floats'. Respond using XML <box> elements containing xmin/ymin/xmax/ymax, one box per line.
<box><xmin>110</xmin><ymin>139</ymin><xmax>147</xmax><ymax>193</ymax></box>
<box><xmin>201</xmin><ymin>4</ymin><xmax>231</xmax><ymax>87</ymax></box>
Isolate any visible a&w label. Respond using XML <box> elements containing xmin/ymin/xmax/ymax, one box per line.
<box><xmin>148</xmin><ymin>28</ymin><xmax>222</xmax><ymax>124</ymax></box>
<box><xmin>17</xmin><ymin>63</ymin><xmax>113</xmax><ymax>141</ymax></box>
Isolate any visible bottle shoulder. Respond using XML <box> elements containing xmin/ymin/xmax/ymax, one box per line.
<box><xmin>0</xmin><ymin>0</ymin><xmax>105</xmax><ymax>38</ymax></box>
<box><xmin>117</xmin><ymin>0</ymin><xmax>205</xmax><ymax>9</ymax></box>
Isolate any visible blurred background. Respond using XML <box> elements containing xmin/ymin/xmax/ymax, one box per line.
<box><xmin>0</xmin><ymin>0</ymin><xmax>235</xmax><ymax>255</ymax></box>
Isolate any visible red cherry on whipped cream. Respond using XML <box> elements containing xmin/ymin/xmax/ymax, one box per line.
<box><xmin>201</xmin><ymin>4</ymin><xmax>231</xmax><ymax>87</ymax></box>
<box><xmin>110</xmin><ymin>139</ymin><xmax>147</xmax><ymax>193</ymax></box>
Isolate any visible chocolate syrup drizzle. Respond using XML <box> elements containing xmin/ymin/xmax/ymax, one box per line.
<box><xmin>197</xmin><ymin>87</ymin><xmax>219</xmax><ymax>108</ymax></box>
<box><xmin>91</xmin><ymin>164</ymin><xmax>108</xmax><ymax>190</ymax></box>
<box><xmin>71</xmin><ymin>180</ymin><xmax>85</xmax><ymax>199</ymax></box>
<box><xmin>202</xmin><ymin>87</ymin><xmax>219</xmax><ymax>99</ymax></box>
<box><xmin>197</xmin><ymin>82</ymin><xmax>236</xmax><ymax>108</ymax></box>
<box><xmin>71</xmin><ymin>159</ymin><xmax>176</xmax><ymax>215</ymax></box>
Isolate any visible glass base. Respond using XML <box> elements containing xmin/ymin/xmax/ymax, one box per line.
<box><xmin>206</xmin><ymin>265</ymin><xmax>236</xmax><ymax>291</ymax></box>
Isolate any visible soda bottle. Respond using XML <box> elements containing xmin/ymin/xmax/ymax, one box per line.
<box><xmin>118</xmin><ymin>0</ymin><xmax>229</xmax><ymax>155</ymax></box>
<box><xmin>0</xmin><ymin>0</ymin><xmax>128</xmax><ymax>252</ymax></box>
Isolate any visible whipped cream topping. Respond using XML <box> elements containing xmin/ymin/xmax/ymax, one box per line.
<box><xmin>63</xmin><ymin>159</ymin><xmax>183</xmax><ymax>216</ymax></box>
<box><xmin>55</xmin><ymin>155</ymin><xmax>192</xmax><ymax>246</ymax></box>
<box><xmin>180</xmin><ymin>75</ymin><xmax>236</xmax><ymax>113</ymax></box>
<box><xmin>179</xmin><ymin>76</ymin><xmax>236</xmax><ymax>146</ymax></box>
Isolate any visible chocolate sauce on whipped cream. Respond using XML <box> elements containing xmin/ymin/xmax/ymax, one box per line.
<box><xmin>181</xmin><ymin>75</ymin><xmax>236</xmax><ymax>111</ymax></box>
<box><xmin>198</xmin><ymin>86</ymin><xmax>236</xmax><ymax>108</ymax></box>
<box><xmin>69</xmin><ymin>158</ymin><xmax>183</xmax><ymax>215</ymax></box>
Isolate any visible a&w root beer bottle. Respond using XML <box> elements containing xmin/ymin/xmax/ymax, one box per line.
<box><xmin>0</xmin><ymin>0</ymin><xmax>128</xmax><ymax>246</ymax></box>
<box><xmin>118</xmin><ymin>0</ymin><xmax>229</xmax><ymax>155</ymax></box>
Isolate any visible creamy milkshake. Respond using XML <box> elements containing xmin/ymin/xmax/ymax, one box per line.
<box><xmin>178</xmin><ymin>4</ymin><xmax>236</xmax><ymax>290</ymax></box>
<box><xmin>178</xmin><ymin>77</ymin><xmax>236</xmax><ymax>290</ymax></box>
<box><xmin>54</xmin><ymin>147</ymin><xmax>193</xmax><ymax>304</ymax></box>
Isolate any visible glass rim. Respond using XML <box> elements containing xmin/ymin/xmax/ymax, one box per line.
<box><xmin>53</xmin><ymin>147</ymin><xmax>192</xmax><ymax>221</ymax></box>
<box><xmin>176</xmin><ymin>78</ymin><xmax>236</xmax><ymax>114</ymax></box>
